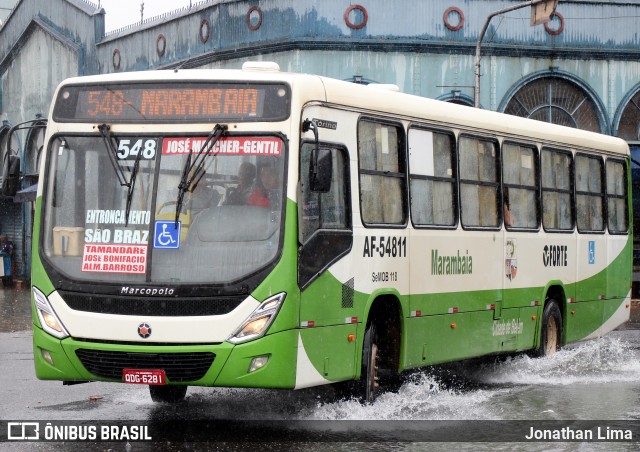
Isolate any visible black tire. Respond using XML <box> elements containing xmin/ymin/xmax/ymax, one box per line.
<box><xmin>358</xmin><ymin>322</ymin><xmax>381</xmax><ymax>403</ymax></box>
<box><xmin>149</xmin><ymin>385</ymin><xmax>187</xmax><ymax>403</ymax></box>
<box><xmin>535</xmin><ymin>300</ymin><xmax>563</xmax><ymax>357</ymax></box>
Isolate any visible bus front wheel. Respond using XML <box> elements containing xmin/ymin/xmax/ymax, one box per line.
<box><xmin>359</xmin><ymin>322</ymin><xmax>381</xmax><ymax>403</ymax></box>
<box><xmin>535</xmin><ymin>300</ymin><xmax>563</xmax><ymax>357</ymax></box>
<box><xmin>149</xmin><ymin>385</ymin><xmax>188</xmax><ymax>403</ymax></box>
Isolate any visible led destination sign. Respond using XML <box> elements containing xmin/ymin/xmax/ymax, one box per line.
<box><xmin>53</xmin><ymin>82</ymin><xmax>291</xmax><ymax>123</ymax></box>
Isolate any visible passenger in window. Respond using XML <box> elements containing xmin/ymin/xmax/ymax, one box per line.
<box><xmin>224</xmin><ymin>162</ymin><xmax>256</xmax><ymax>205</ymax></box>
<box><xmin>248</xmin><ymin>165</ymin><xmax>279</xmax><ymax>207</ymax></box>
<box><xmin>503</xmin><ymin>187</ymin><xmax>512</xmax><ymax>227</ymax></box>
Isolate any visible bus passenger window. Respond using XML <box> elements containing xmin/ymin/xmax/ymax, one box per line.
<box><xmin>606</xmin><ymin>159</ymin><xmax>629</xmax><ymax>233</ymax></box>
<box><xmin>542</xmin><ymin>149</ymin><xmax>573</xmax><ymax>231</ymax></box>
<box><xmin>502</xmin><ymin>143</ymin><xmax>538</xmax><ymax>229</ymax></box>
<box><xmin>357</xmin><ymin>120</ymin><xmax>406</xmax><ymax>226</ymax></box>
<box><xmin>575</xmin><ymin>154</ymin><xmax>604</xmax><ymax>232</ymax></box>
<box><xmin>408</xmin><ymin>129</ymin><xmax>456</xmax><ymax>227</ymax></box>
<box><xmin>459</xmin><ymin>136</ymin><xmax>499</xmax><ymax>228</ymax></box>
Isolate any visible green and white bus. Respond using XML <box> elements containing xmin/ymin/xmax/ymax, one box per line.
<box><xmin>32</xmin><ymin>62</ymin><xmax>632</xmax><ymax>402</ymax></box>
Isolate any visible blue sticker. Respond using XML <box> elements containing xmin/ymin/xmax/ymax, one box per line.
<box><xmin>154</xmin><ymin>221</ymin><xmax>181</xmax><ymax>249</ymax></box>
<box><xmin>588</xmin><ymin>240</ymin><xmax>595</xmax><ymax>265</ymax></box>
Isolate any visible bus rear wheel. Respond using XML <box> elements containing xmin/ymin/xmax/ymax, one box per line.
<box><xmin>535</xmin><ymin>300</ymin><xmax>563</xmax><ymax>357</ymax></box>
<box><xmin>149</xmin><ymin>385</ymin><xmax>187</xmax><ymax>403</ymax></box>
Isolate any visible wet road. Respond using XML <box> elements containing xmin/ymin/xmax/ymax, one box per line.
<box><xmin>0</xmin><ymin>285</ymin><xmax>31</xmax><ymax>333</ymax></box>
<box><xmin>1</xmin><ymin>287</ymin><xmax>639</xmax><ymax>450</ymax></box>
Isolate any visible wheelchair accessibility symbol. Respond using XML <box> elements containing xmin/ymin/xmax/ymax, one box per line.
<box><xmin>154</xmin><ymin>221</ymin><xmax>181</xmax><ymax>249</ymax></box>
<box><xmin>588</xmin><ymin>240</ymin><xmax>595</xmax><ymax>265</ymax></box>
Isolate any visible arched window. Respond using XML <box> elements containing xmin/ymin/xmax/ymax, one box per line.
<box><xmin>501</xmin><ymin>74</ymin><xmax>607</xmax><ymax>134</ymax></box>
<box><xmin>614</xmin><ymin>88</ymin><xmax>640</xmax><ymax>141</ymax></box>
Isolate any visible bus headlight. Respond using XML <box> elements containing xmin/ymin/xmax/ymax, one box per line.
<box><xmin>228</xmin><ymin>292</ymin><xmax>285</xmax><ymax>344</ymax></box>
<box><xmin>33</xmin><ymin>287</ymin><xmax>69</xmax><ymax>339</ymax></box>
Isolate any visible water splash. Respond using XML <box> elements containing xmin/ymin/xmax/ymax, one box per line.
<box><xmin>304</xmin><ymin>333</ymin><xmax>640</xmax><ymax>420</ymax></box>
<box><xmin>470</xmin><ymin>335</ymin><xmax>640</xmax><ymax>386</ymax></box>
<box><xmin>108</xmin><ymin>331</ymin><xmax>639</xmax><ymax>422</ymax></box>
<box><xmin>305</xmin><ymin>372</ymin><xmax>498</xmax><ymax>420</ymax></box>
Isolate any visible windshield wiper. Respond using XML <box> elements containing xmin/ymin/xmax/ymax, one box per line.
<box><xmin>97</xmin><ymin>123</ymin><xmax>140</xmax><ymax>226</ymax></box>
<box><xmin>175</xmin><ymin>124</ymin><xmax>227</xmax><ymax>226</ymax></box>
<box><xmin>98</xmin><ymin>124</ymin><xmax>128</xmax><ymax>186</ymax></box>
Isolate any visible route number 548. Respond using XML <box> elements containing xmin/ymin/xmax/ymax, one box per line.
<box><xmin>116</xmin><ymin>138</ymin><xmax>158</xmax><ymax>160</ymax></box>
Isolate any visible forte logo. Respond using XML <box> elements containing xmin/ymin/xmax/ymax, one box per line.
<box><xmin>542</xmin><ymin>244</ymin><xmax>568</xmax><ymax>267</ymax></box>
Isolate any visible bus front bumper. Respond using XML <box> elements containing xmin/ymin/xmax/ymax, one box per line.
<box><xmin>33</xmin><ymin>325</ymin><xmax>298</xmax><ymax>389</ymax></box>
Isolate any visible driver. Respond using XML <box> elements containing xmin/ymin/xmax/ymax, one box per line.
<box><xmin>247</xmin><ymin>165</ymin><xmax>279</xmax><ymax>207</ymax></box>
<box><xmin>224</xmin><ymin>162</ymin><xmax>256</xmax><ymax>205</ymax></box>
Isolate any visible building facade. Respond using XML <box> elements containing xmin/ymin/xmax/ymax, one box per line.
<box><xmin>1</xmin><ymin>0</ymin><xmax>640</xmax><ymax>279</ymax></box>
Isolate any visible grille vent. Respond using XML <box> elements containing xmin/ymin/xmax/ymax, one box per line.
<box><xmin>75</xmin><ymin>349</ymin><xmax>215</xmax><ymax>382</ymax></box>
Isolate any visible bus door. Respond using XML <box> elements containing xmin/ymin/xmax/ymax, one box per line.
<box><xmin>297</xmin><ymin>138</ymin><xmax>355</xmax><ymax>383</ymax></box>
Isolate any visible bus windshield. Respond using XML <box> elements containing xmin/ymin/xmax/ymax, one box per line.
<box><xmin>42</xmin><ymin>134</ymin><xmax>285</xmax><ymax>285</ymax></box>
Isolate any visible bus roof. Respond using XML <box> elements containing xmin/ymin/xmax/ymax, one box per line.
<box><xmin>315</xmin><ymin>75</ymin><xmax>629</xmax><ymax>156</ymax></box>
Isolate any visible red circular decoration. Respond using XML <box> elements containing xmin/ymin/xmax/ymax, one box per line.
<box><xmin>443</xmin><ymin>7</ymin><xmax>464</xmax><ymax>31</ymax></box>
<box><xmin>156</xmin><ymin>34</ymin><xmax>166</xmax><ymax>57</ymax></box>
<box><xmin>112</xmin><ymin>49</ymin><xmax>121</xmax><ymax>70</ymax></box>
<box><xmin>200</xmin><ymin>18</ymin><xmax>210</xmax><ymax>43</ymax></box>
<box><xmin>344</xmin><ymin>5</ymin><xmax>368</xmax><ymax>30</ymax></box>
<box><xmin>246</xmin><ymin>6</ymin><xmax>263</xmax><ymax>31</ymax></box>
<box><xmin>544</xmin><ymin>12</ymin><xmax>564</xmax><ymax>35</ymax></box>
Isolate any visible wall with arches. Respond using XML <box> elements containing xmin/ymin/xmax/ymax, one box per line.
<box><xmin>91</xmin><ymin>1</ymin><xmax>640</xmax><ymax>139</ymax></box>
<box><xmin>2</xmin><ymin>0</ymin><xmax>640</xmax><ymax>140</ymax></box>
<box><xmin>3</xmin><ymin>0</ymin><xmax>640</xmax><ymax>277</ymax></box>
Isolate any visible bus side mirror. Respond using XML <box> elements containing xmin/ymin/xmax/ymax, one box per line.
<box><xmin>302</xmin><ymin>118</ymin><xmax>332</xmax><ymax>192</ymax></box>
<box><xmin>310</xmin><ymin>148</ymin><xmax>332</xmax><ymax>192</ymax></box>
